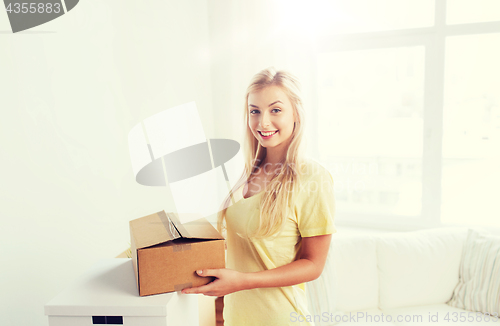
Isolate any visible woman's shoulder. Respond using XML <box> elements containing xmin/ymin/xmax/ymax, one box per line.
<box><xmin>293</xmin><ymin>158</ymin><xmax>335</xmax><ymax>204</ymax></box>
<box><xmin>297</xmin><ymin>157</ymin><xmax>332</xmax><ymax>181</ymax></box>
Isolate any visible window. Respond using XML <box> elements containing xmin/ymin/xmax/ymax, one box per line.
<box><xmin>321</xmin><ymin>0</ymin><xmax>435</xmax><ymax>34</ymax></box>
<box><xmin>447</xmin><ymin>0</ymin><xmax>500</xmax><ymax>25</ymax></box>
<box><xmin>318</xmin><ymin>46</ymin><xmax>424</xmax><ymax>217</ymax></box>
<box><xmin>315</xmin><ymin>0</ymin><xmax>500</xmax><ymax>229</ymax></box>
<box><xmin>441</xmin><ymin>33</ymin><xmax>500</xmax><ymax>227</ymax></box>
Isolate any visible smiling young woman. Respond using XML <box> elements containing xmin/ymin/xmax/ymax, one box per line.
<box><xmin>181</xmin><ymin>67</ymin><xmax>337</xmax><ymax>326</ymax></box>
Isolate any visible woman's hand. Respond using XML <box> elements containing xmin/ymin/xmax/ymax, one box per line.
<box><xmin>181</xmin><ymin>268</ymin><xmax>248</xmax><ymax>297</ymax></box>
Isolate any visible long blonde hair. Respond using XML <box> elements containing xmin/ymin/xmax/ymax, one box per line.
<box><xmin>217</xmin><ymin>67</ymin><xmax>307</xmax><ymax>239</ymax></box>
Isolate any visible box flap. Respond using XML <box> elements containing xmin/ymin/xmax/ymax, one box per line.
<box><xmin>130</xmin><ymin>211</ymin><xmax>181</xmax><ymax>249</ymax></box>
<box><xmin>167</xmin><ymin>212</ymin><xmax>224</xmax><ymax>240</ymax></box>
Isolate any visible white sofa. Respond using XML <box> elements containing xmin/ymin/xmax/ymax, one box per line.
<box><xmin>305</xmin><ymin>226</ymin><xmax>498</xmax><ymax>326</ymax></box>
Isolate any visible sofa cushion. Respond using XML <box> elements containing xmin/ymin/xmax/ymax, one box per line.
<box><xmin>447</xmin><ymin>229</ymin><xmax>500</xmax><ymax>315</ymax></box>
<box><xmin>377</xmin><ymin>227</ymin><xmax>469</xmax><ymax>310</ymax></box>
<box><xmin>330</xmin><ymin>234</ymin><xmax>379</xmax><ymax>312</ymax></box>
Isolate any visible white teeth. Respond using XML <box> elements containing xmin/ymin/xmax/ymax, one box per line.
<box><xmin>260</xmin><ymin>130</ymin><xmax>277</xmax><ymax>136</ymax></box>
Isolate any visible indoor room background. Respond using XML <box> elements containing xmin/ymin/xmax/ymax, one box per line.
<box><xmin>1</xmin><ymin>0</ymin><xmax>499</xmax><ymax>325</ymax></box>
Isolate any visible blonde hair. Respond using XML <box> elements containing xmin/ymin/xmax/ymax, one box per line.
<box><xmin>217</xmin><ymin>67</ymin><xmax>307</xmax><ymax>239</ymax></box>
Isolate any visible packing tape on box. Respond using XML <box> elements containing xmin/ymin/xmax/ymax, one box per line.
<box><xmin>173</xmin><ymin>244</ymin><xmax>191</xmax><ymax>252</ymax></box>
<box><xmin>174</xmin><ymin>282</ymin><xmax>193</xmax><ymax>292</ymax></box>
<box><xmin>166</xmin><ymin>212</ymin><xmax>191</xmax><ymax>238</ymax></box>
<box><xmin>158</xmin><ymin>211</ymin><xmax>180</xmax><ymax>239</ymax></box>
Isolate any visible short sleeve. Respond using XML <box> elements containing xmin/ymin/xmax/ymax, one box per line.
<box><xmin>295</xmin><ymin>169</ymin><xmax>337</xmax><ymax>237</ymax></box>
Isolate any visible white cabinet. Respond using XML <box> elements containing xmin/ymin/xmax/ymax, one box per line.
<box><xmin>45</xmin><ymin>258</ymin><xmax>198</xmax><ymax>325</ymax></box>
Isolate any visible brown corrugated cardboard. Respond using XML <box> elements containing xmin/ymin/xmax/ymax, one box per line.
<box><xmin>129</xmin><ymin>210</ymin><xmax>226</xmax><ymax>297</ymax></box>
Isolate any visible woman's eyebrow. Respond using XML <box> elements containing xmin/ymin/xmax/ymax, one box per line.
<box><xmin>248</xmin><ymin>100</ymin><xmax>283</xmax><ymax>109</ymax></box>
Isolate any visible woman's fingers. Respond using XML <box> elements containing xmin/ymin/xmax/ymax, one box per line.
<box><xmin>197</xmin><ymin>269</ymin><xmax>221</xmax><ymax>277</ymax></box>
<box><xmin>181</xmin><ymin>269</ymin><xmax>231</xmax><ymax>295</ymax></box>
<box><xmin>182</xmin><ymin>281</ymin><xmax>216</xmax><ymax>295</ymax></box>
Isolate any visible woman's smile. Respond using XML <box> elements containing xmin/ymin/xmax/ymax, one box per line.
<box><xmin>258</xmin><ymin>130</ymin><xmax>279</xmax><ymax>139</ymax></box>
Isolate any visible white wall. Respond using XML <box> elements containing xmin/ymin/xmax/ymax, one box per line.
<box><xmin>0</xmin><ymin>1</ymin><xmax>212</xmax><ymax>325</ymax></box>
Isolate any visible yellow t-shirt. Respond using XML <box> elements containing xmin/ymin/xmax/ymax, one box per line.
<box><xmin>223</xmin><ymin>159</ymin><xmax>337</xmax><ymax>326</ymax></box>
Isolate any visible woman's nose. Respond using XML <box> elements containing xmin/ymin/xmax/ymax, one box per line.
<box><xmin>260</xmin><ymin>111</ymin><xmax>271</xmax><ymax>128</ymax></box>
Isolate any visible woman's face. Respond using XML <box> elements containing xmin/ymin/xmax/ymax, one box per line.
<box><xmin>248</xmin><ymin>85</ymin><xmax>296</xmax><ymax>151</ymax></box>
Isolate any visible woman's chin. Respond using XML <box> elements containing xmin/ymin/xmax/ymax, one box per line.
<box><xmin>259</xmin><ymin>141</ymin><xmax>276</xmax><ymax>148</ymax></box>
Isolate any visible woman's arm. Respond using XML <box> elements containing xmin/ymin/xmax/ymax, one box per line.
<box><xmin>181</xmin><ymin>233</ymin><xmax>332</xmax><ymax>297</ymax></box>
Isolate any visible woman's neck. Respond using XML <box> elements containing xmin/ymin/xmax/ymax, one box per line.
<box><xmin>261</xmin><ymin>151</ymin><xmax>286</xmax><ymax>173</ymax></box>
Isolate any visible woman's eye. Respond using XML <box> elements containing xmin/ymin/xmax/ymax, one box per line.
<box><xmin>272</xmin><ymin>108</ymin><xmax>281</xmax><ymax>113</ymax></box>
<box><xmin>250</xmin><ymin>110</ymin><xmax>259</xmax><ymax>114</ymax></box>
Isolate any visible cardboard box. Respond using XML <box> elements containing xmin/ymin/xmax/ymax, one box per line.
<box><xmin>45</xmin><ymin>259</ymin><xmax>199</xmax><ymax>326</ymax></box>
<box><xmin>130</xmin><ymin>210</ymin><xmax>225</xmax><ymax>296</ymax></box>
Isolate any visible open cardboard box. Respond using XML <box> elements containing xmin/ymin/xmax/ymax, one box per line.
<box><xmin>129</xmin><ymin>210</ymin><xmax>225</xmax><ymax>297</ymax></box>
